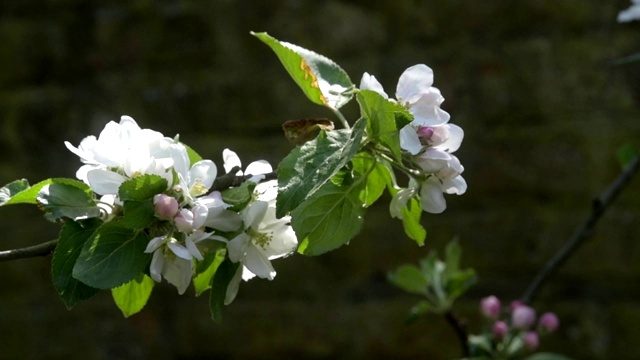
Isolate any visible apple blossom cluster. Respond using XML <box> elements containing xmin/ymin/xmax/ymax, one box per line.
<box><xmin>474</xmin><ymin>295</ymin><xmax>560</xmax><ymax>357</ymax></box>
<box><xmin>360</xmin><ymin>64</ymin><xmax>467</xmax><ymax>214</ymax></box>
<box><xmin>65</xmin><ymin>116</ymin><xmax>297</xmax><ymax>303</ymax></box>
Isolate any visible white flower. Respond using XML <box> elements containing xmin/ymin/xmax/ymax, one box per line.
<box><xmin>222</xmin><ymin>148</ymin><xmax>272</xmax><ymax>183</ymax></box>
<box><xmin>361</xmin><ymin>64</ymin><xmax>451</xmax><ymax>155</ymax></box>
<box><xmin>65</xmin><ymin>116</ymin><xmax>173</xmax><ymax>185</ymax></box>
<box><xmin>170</xmin><ymin>143</ymin><xmax>217</xmax><ymax>204</ymax></box>
<box><xmin>174</xmin><ymin>204</ymin><xmax>208</xmax><ymax>234</ymax></box>
<box><xmin>197</xmin><ymin>191</ymin><xmax>242</xmax><ymax>232</ymax></box>
<box><xmin>618</xmin><ymin>0</ymin><xmax>640</xmax><ymax>22</ymax></box>
<box><xmin>223</xmin><ymin>200</ymin><xmax>297</xmax><ymax>304</ymax></box>
<box><xmin>412</xmin><ymin>148</ymin><xmax>467</xmax><ymax>214</ymax></box>
<box><xmin>145</xmin><ymin>234</ymin><xmax>204</xmax><ymax>294</ymax></box>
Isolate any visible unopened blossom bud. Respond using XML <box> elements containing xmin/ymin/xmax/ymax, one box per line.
<box><xmin>539</xmin><ymin>312</ymin><xmax>559</xmax><ymax>333</ymax></box>
<box><xmin>480</xmin><ymin>295</ymin><xmax>501</xmax><ymax>319</ymax></box>
<box><xmin>509</xmin><ymin>300</ymin><xmax>524</xmax><ymax>312</ymax></box>
<box><xmin>417</xmin><ymin>126</ymin><xmax>435</xmax><ymax>142</ymax></box>
<box><xmin>512</xmin><ymin>305</ymin><xmax>536</xmax><ymax>330</ymax></box>
<box><xmin>492</xmin><ymin>321</ymin><xmax>508</xmax><ymax>339</ymax></box>
<box><xmin>523</xmin><ymin>331</ymin><xmax>539</xmax><ymax>351</ymax></box>
<box><xmin>154</xmin><ymin>194</ymin><xmax>179</xmax><ymax>220</ymax></box>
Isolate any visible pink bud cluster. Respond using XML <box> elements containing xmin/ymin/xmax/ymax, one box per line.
<box><xmin>478</xmin><ymin>295</ymin><xmax>559</xmax><ymax>353</ymax></box>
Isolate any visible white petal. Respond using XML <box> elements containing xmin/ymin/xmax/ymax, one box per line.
<box><xmin>149</xmin><ymin>249</ymin><xmax>164</xmax><ymax>283</ymax></box>
<box><xmin>162</xmin><ymin>256</ymin><xmax>193</xmax><ymax>295</ymax></box>
<box><xmin>435</xmin><ymin>124</ymin><xmax>464</xmax><ymax>153</ymax></box>
<box><xmin>86</xmin><ymin>169</ymin><xmax>127</xmax><ymax>195</ymax></box>
<box><xmin>167</xmin><ymin>241</ymin><xmax>193</xmax><ymax>260</ymax></box>
<box><xmin>222</xmin><ymin>148</ymin><xmax>243</xmax><ymax>175</ymax></box>
<box><xmin>185</xmin><ymin>238</ymin><xmax>204</xmax><ymax>261</ymax></box>
<box><xmin>145</xmin><ymin>236</ymin><xmax>167</xmax><ymax>253</ymax></box>
<box><xmin>409</xmin><ymin>89</ymin><xmax>450</xmax><ymax>126</ymax></box>
<box><xmin>227</xmin><ymin>233</ymin><xmax>250</xmax><ymax>263</ymax></box>
<box><xmin>170</xmin><ymin>143</ymin><xmax>190</xmax><ymax>179</ymax></box>
<box><xmin>244</xmin><ymin>245</ymin><xmax>276</xmax><ymax>280</ymax></box>
<box><xmin>245</xmin><ymin>160</ymin><xmax>273</xmax><ymax>181</ymax></box>
<box><xmin>204</xmin><ymin>208</ymin><xmax>242</xmax><ymax>232</ymax></box>
<box><xmin>360</xmin><ymin>72</ymin><xmax>389</xmax><ymax>99</ymax></box>
<box><xmin>396</xmin><ymin>64</ymin><xmax>434</xmax><ymax>104</ymax></box>
<box><xmin>389</xmin><ymin>187</ymin><xmax>416</xmax><ymax>219</ymax></box>
<box><xmin>189</xmin><ymin>160</ymin><xmax>217</xmax><ymax>191</ymax></box>
<box><xmin>420</xmin><ymin>177</ymin><xmax>446</xmax><ymax>214</ymax></box>
<box><xmin>241</xmin><ymin>266</ymin><xmax>257</xmax><ymax>281</ymax></box>
<box><xmin>243</xmin><ymin>201</ymin><xmax>268</xmax><ymax>229</ymax></box>
<box><xmin>192</xmin><ymin>204</ymin><xmax>209</xmax><ymax>230</ymax></box>
<box><xmin>443</xmin><ymin>175</ymin><xmax>467</xmax><ymax>195</ymax></box>
<box><xmin>399</xmin><ymin>125</ymin><xmax>423</xmax><ymax>155</ymax></box>
<box><xmin>65</xmin><ymin>136</ymin><xmax>97</xmax><ymax>164</ymax></box>
<box><xmin>75</xmin><ymin>164</ymin><xmax>98</xmax><ymax>184</ymax></box>
<box><xmin>224</xmin><ymin>266</ymin><xmax>243</xmax><ymax>305</ymax></box>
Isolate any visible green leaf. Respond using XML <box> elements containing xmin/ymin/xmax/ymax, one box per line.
<box><xmin>446</xmin><ymin>268</ymin><xmax>477</xmax><ymax>300</ymax></box>
<box><xmin>357</xmin><ymin>90</ymin><xmax>412</xmax><ymax>161</ymax></box>
<box><xmin>0</xmin><ymin>179</ymin><xmax>33</xmax><ymax>206</ymax></box>
<box><xmin>352</xmin><ymin>153</ymin><xmax>394</xmax><ymax>207</ymax></box>
<box><xmin>111</xmin><ymin>274</ymin><xmax>154</xmax><ymax>317</ymax></box>
<box><xmin>252</xmin><ymin>32</ymin><xmax>355</xmax><ymax>109</ymax></box>
<box><xmin>444</xmin><ymin>239</ymin><xmax>461</xmax><ymax>277</ymax></box>
<box><xmin>118</xmin><ymin>174</ymin><xmax>168</xmax><ymax>201</ymax></box>
<box><xmin>292</xmin><ymin>181</ymin><xmax>365</xmax><ymax>256</ymax></box>
<box><xmin>3</xmin><ymin>179</ymin><xmax>53</xmax><ymax>205</ymax></box>
<box><xmin>277</xmin><ymin>118</ymin><xmax>366</xmax><ymax>218</ymax></box>
<box><xmin>51</xmin><ymin>219</ymin><xmax>102</xmax><ymax>309</ymax></box>
<box><xmin>616</xmin><ymin>143</ymin><xmax>638</xmax><ymax>168</ymax></box>
<box><xmin>406</xmin><ymin>300</ymin><xmax>431</xmax><ymax>324</ymax></box>
<box><xmin>221</xmin><ymin>181</ymin><xmax>256</xmax><ymax>212</ymax></box>
<box><xmin>209</xmin><ymin>257</ymin><xmax>240</xmax><ymax>323</ymax></box>
<box><xmin>37</xmin><ymin>178</ymin><xmax>101</xmax><ymax>221</ymax></box>
<box><xmin>184</xmin><ymin>143</ymin><xmax>203</xmax><ymax>166</ymax></box>
<box><xmin>388</xmin><ymin>264</ymin><xmax>429</xmax><ymax>295</ymax></box>
<box><xmin>400</xmin><ymin>197</ymin><xmax>427</xmax><ymax>246</ymax></box>
<box><xmin>72</xmin><ymin>222</ymin><xmax>151</xmax><ymax>289</ymax></box>
<box><xmin>523</xmin><ymin>353</ymin><xmax>573</xmax><ymax>360</ymax></box>
<box><xmin>193</xmin><ymin>250</ymin><xmax>226</xmax><ymax>296</ymax></box>
<box><xmin>120</xmin><ymin>200</ymin><xmax>156</xmax><ymax>229</ymax></box>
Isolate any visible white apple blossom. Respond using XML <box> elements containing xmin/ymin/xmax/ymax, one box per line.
<box><xmin>360</xmin><ymin>64</ymin><xmax>451</xmax><ymax>155</ymax></box>
<box><xmin>170</xmin><ymin>143</ymin><xmax>217</xmax><ymax>205</ymax></box>
<box><xmin>65</xmin><ymin>116</ymin><xmax>175</xmax><ymax>195</ymax></box>
<box><xmin>223</xmin><ymin>200</ymin><xmax>297</xmax><ymax>304</ymax></box>
<box><xmin>618</xmin><ymin>0</ymin><xmax>640</xmax><ymax>22</ymax></box>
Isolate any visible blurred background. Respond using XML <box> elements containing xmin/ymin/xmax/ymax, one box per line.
<box><xmin>1</xmin><ymin>1</ymin><xmax>639</xmax><ymax>359</ymax></box>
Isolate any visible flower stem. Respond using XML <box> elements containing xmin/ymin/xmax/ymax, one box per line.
<box><xmin>331</xmin><ymin>108</ymin><xmax>350</xmax><ymax>129</ymax></box>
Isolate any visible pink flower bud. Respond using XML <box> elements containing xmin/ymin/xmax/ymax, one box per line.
<box><xmin>492</xmin><ymin>321</ymin><xmax>508</xmax><ymax>339</ymax></box>
<box><xmin>154</xmin><ymin>194</ymin><xmax>179</xmax><ymax>220</ymax></box>
<box><xmin>512</xmin><ymin>305</ymin><xmax>536</xmax><ymax>330</ymax></box>
<box><xmin>509</xmin><ymin>300</ymin><xmax>524</xmax><ymax>312</ymax></box>
<box><xmin>539</xmin><ymin>312</ymin><xmax>559</xmax><ymax>333</ymax></box>
<box><xmin>417</xmin><ymin>126</ymin><xmax>435</xmax><ymax>142</ymax></box>
<box><xmin>480</xmin><ymin>295</ymin><xmax>501</xmax><ymax>319</ymax></box>
<box><xmin>523</xmin><ymin>331</ymin><xmax>539</xmax><ymax>351</ymax></box>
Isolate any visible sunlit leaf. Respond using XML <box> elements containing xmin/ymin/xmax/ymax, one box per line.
<box><xmin>111</xmin><ymin>274</ymin><xmax>154</xmax><ymax>317</ymax></box>
<box><xmin>252</xmin><ymin>32</ymin><xmax>354</xmax><ymax>109</ymax></box>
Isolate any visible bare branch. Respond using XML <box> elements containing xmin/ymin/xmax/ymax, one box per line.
<box><xmin>445</xmin><ymin>310</ymin><xmax>470</xmax><ymax>357</ymax></box>
<box><xmin>522</xmin><ymin>150</ymin><xmax>640</xmax><ymax>303</ymax></box>
<box><xmin>0</xmin><ymin>239</ymin><xmax>58</xmax><ymax>262</ymax></box>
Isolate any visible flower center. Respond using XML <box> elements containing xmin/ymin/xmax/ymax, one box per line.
<box><xmin>248</xmin><ymin>227</ymin><xmax>273</xmax><ymax>249</ymax></box>
<box><xmin>190</xmin><ymin>178</ymin><xmax>207</xmax><ymax>197</ymax></box>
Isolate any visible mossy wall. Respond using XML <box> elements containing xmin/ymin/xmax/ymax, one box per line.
<box><xmin>1</xmin><ymin>1</ymin><xmax>640</xmax><ymax>359</ymax></box>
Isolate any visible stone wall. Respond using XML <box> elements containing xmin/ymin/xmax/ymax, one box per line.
<box><xmin>1</xmin><ymin>1</ymin><xmax>639</xmax><ymax>359</ymax></box>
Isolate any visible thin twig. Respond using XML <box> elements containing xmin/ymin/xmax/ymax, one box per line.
<box><xmin>0</xmin><ymin>239</ymin><xmax>58</xmax><ymax>262</ymax></box>
<box><xmin>522</xmin><ymin>151</ymin><xmax>640</xmax><ymax>303</ymax></box>
<box><xmin>445</xmin><ymin>310</ymin><xmax>470</xmax><ymax>357</ymax></box>
<box><xmin>0</xmin><ymin>169</ymin><xmax>277</xmax><ymax>262</ymax></box>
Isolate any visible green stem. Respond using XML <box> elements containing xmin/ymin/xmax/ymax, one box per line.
<box><xmin>331</xmin><ymin>108</ymin><xmax>350</xmax><ymax>130</ymax></box>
